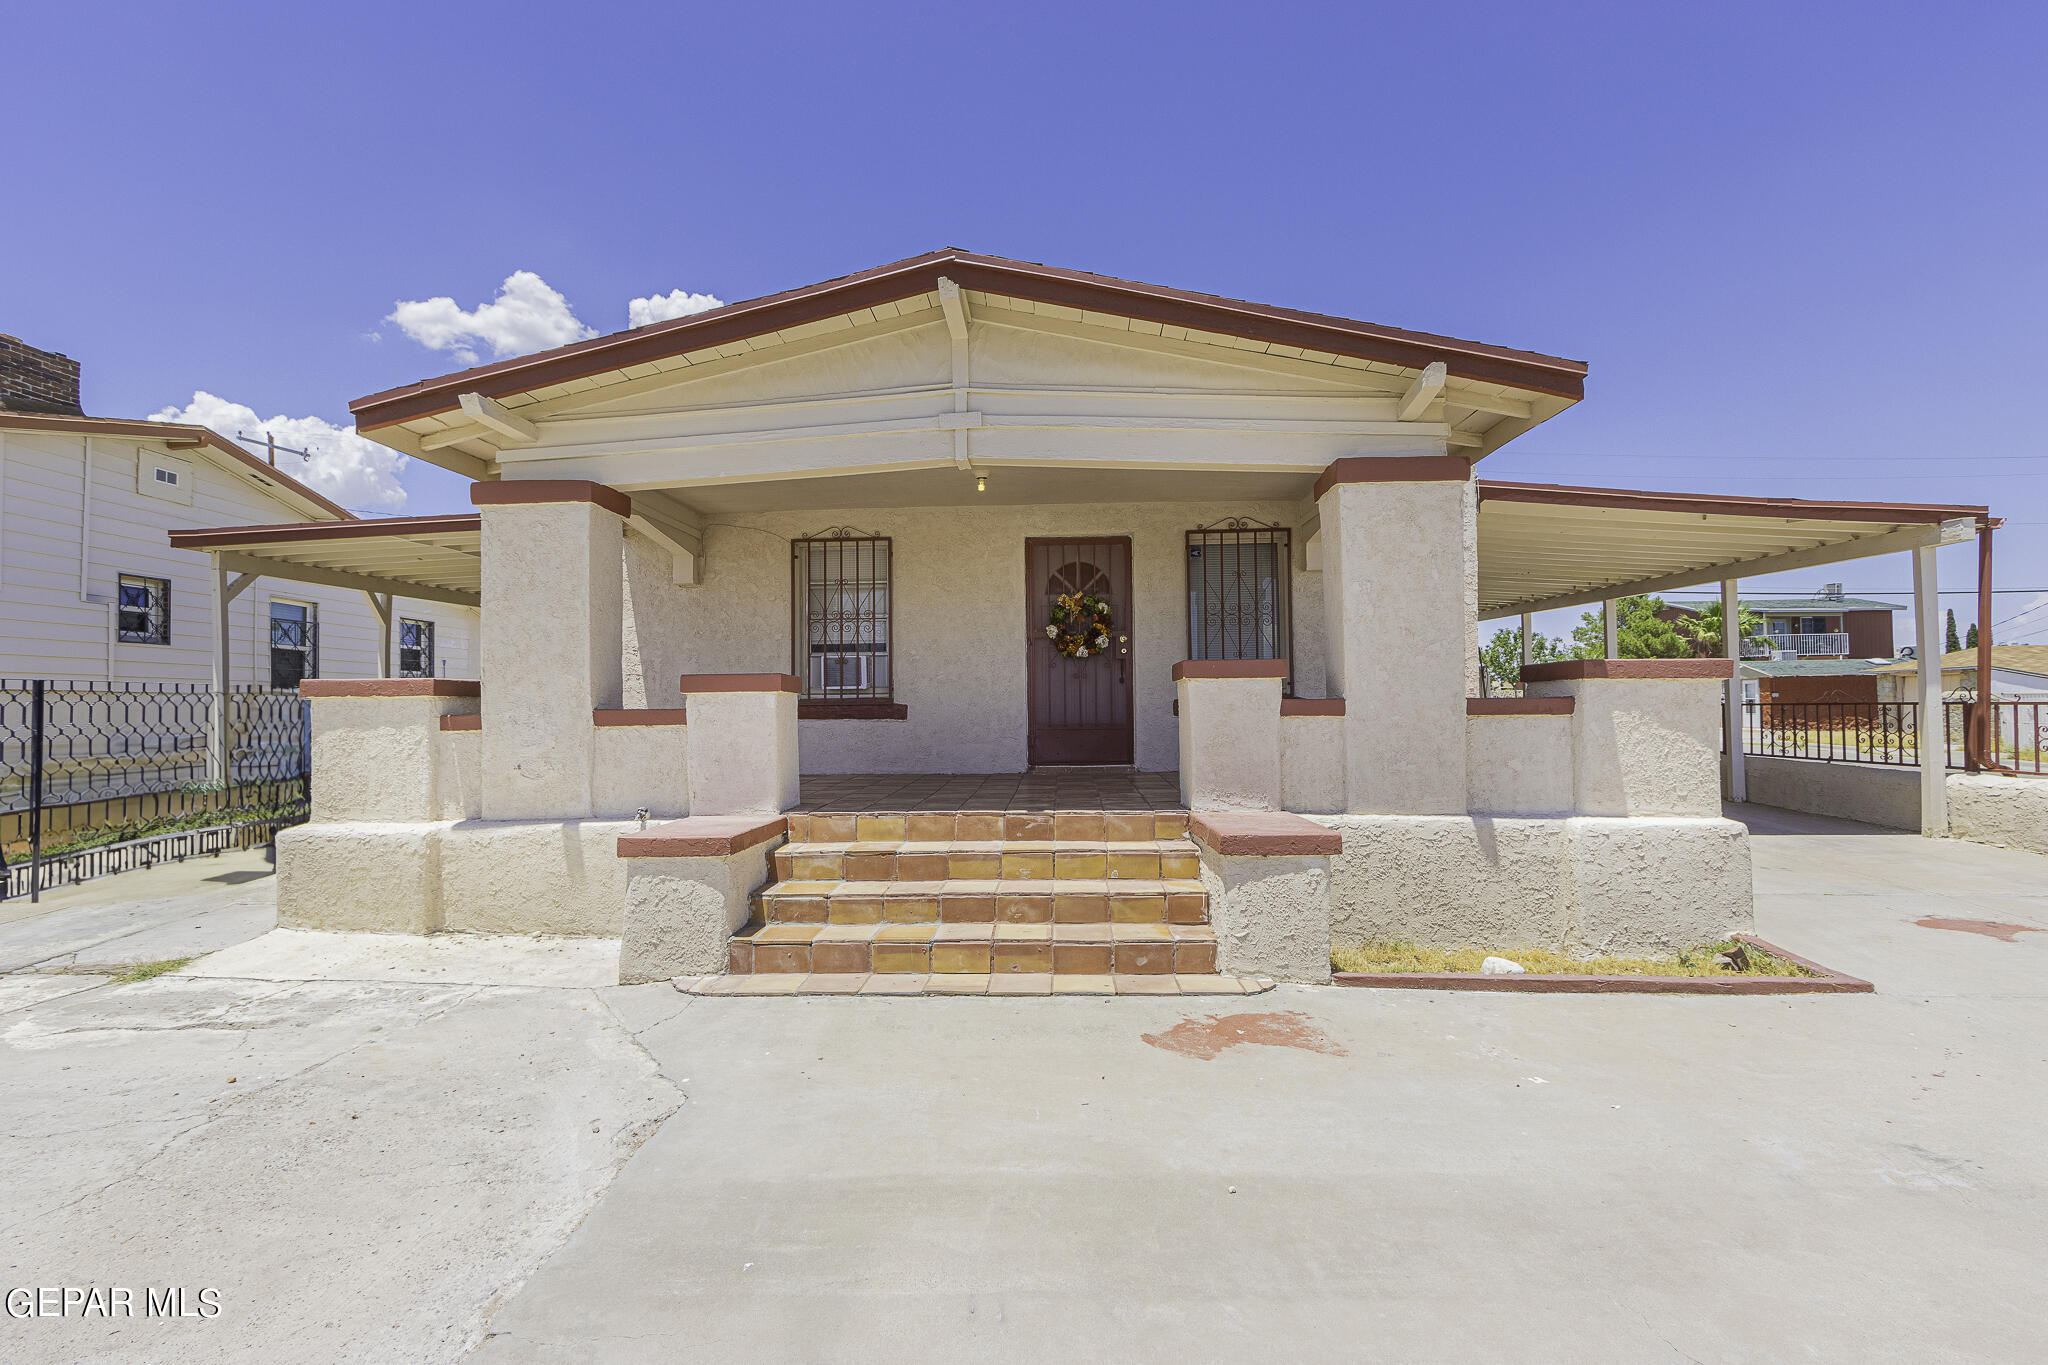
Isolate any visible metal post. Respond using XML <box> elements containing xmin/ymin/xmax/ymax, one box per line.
<box><xmin>1723</xmin><ymin>578</ymin><xmax>1746</xmax><ymax>804</ymax></box>
<box><xmin>1602</xmin><ymin>599</ymin><xmax>1618</xmax><ymax>658</ymax></box>
<box><xmin>1519</xmin><ymin>611</ymin><xmax>1533</xmax><ymax>666</ymax></box>
<box><xmin>28</xmin><ymin>680</ymin><xmax>45</xmax><ymax>904</ymax></box>
<box><xmin>1913</xmin><ymin>544</ymin><xmax>1947</xmax><ymax>834</ymax></box>
<box><xmin>1971</xmin><ymin>523</ymin><xmax>1997</xmax><ymax>771</ymax></box>
<box><xmin>210</xmin><ymin>557</ymin><xmax>231</xmax><ymax>787</ymax></box>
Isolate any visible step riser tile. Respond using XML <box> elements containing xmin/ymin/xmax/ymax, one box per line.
<box><xmin>1053</xmin><ymin>944</ymin><xmax>1114</xmax><ymax>974</ymax></box>
<box><xmin>992</xmin><ymin>943</ymin><xmax>1053</xmax><ymax>974</ymax></box>
<box><xmin>930</xmin><ymin>944</ymin><xmax>992</xmax><ymax>973</ymax></box>
<box><xmin>754</xmin><ymin>945</ymin><xmax>812</xmax><ymax>974</ymax></box>
<box><xmin>810</xmin><ymin>942</ymin><xmax>872</xmax><ymax>974</ymax></box>
<box><xmin>871</xmin><ymin>944</ymin><xmax>930</xmax><ymax>973</ymax></box>
<box><xmin>939</xmin><ymin>894</ymin><xmax>996</xmax><ymax>923</ymax></box>
<box><xmin>1114</xmin><ymin>943</ymin><xmax>1174</xmax><ymax>974</ymax></box>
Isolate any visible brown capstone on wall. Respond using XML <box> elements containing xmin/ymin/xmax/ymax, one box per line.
<box><xmin>0</xmin><ymin>335</ymin><xmax>83</xmax><ymax>415</ymax></box>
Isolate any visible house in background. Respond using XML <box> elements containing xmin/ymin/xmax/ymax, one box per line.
<box><xmin>0</xmin><ymin>335</ymin><xmax>479</xmax><ymax>687</ymax></box>
<box><xmin>1870</xmin><ymin>646</ymin><xmax>2048</xmax><ymax>702</ymax></box>
<box><xmin>1663</xmin><ymin>585</ymin><xmax>1903</xmax><ymax>660</ymax></box>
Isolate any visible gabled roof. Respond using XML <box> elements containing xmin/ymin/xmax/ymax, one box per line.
<box><xmin>350</xmin><ymin>248</ymin><xmax>1589</xmax><ymax>435</ymax></box>
<box><xmin>0</xmin><ymin>409</ymin><xmax>351</xmax><ymax>520</ymax></box>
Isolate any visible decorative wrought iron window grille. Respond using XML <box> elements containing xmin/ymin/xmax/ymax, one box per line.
<box><xmin>268</xmin><ymin>602</ymin><xmax>318</xmax><ymax>689</ymax></box>
<box><xmin>1186</xmin><ymin>520</ymin><xmax>1293</xmax><ymax>695</ymax></box>
<box><xmin>791</xmin><ymin>532</ymin><xmax>892</xmax><ymax>701</ymax></box>
<box><xmin>398</xmin><ymin>619</ymin><xmax>435</xmax><ymax>678</ymax></box>
<box><xmin>115</xmin><ymin>574</ymin><xmax>170</xmax><ymax>645</ymax></box>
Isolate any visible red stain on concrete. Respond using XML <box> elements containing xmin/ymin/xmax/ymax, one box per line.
<box><xmin>1914</xmin><ymin>917</ymin><xmax>2040</xmax><ymax>943</ymax></box>
<box><xmin>1142</xmin><ymin>1010</ymin><xmax>1349</xmax><ymax>1061</ymax></box>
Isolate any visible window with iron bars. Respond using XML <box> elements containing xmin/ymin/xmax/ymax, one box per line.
<box><xmin>791</xmin><ymin>534</ymin><xmax>891</xmax><ymax>700</ymax></box>
<box><xmin>1186</xmin><ymin>521</ymin><xmax>1293</xmax><ymax>695</ymax></box>
<box><xmin>116</xmin><ymin>574</ymin><xmax>170</xmax><ymax>645</ymax></box>
<box><xmin>398</xmin><ymin>618</ymin><xmax>435</xmax><ymax>678</ymax></box>
<box><xmin>269</xmin><ymin>601</ymin><xmax>318</xmax><ymax>689</ymax></box>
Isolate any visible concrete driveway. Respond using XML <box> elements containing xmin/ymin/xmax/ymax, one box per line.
<box><xmin>4</xmin><ymin>809</ymin><xmax>2045</xmax><ymax>1362</ymax></box>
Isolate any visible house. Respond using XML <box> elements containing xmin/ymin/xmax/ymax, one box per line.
<box><xmin>0</xmin><ymin>335</ymin><xmax>479</xmax><ymax>686</ymax></box>
<box><xmin>1740</xmin><ymin>658</ymin><xmax>1886</xmax><ymax>720</ymax></box>
<box><xmin>1662</xmin><ymin>586</ymin><xmax>1903</xmax><ymax>660</ymax></box>
<box><xmin>1869</xmin><ymin>646</ymin><xmax>2048</xmax><ymax>701</ymax></box>
<box><xmin>166</xmin><ymin>250</ymin><xmax>1998</xmax><ymax>986</ymax></box>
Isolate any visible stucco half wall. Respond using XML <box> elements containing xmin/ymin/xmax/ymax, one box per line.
<box><xmin>620</xmin><ymin>499</ymin><xmax>1327</xmax><ymax>774</ymax></box>
<box><xmin>1316</xmin><ymin>814</ymin><xmax>1754</xmax><ymax>956</ymax></box>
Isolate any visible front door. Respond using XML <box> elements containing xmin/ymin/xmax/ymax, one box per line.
<box><xmin>1026</xmin><ymin>537</ymin><xmax>1133</xmax><ymax>765</ymax></box>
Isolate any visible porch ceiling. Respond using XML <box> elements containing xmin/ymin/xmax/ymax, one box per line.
<box><xmin>673</xmin><ymin>462</ymin><xmax>1319</xmax><ymax>514</ymax></box>
<box><xmin>166</xmin><ymin>515</ymin><xmax>483</xmax><ymax>607</ymax></box>
<box><xmin>1475</xmin><ymin>482</ymin><xmax>1994</xmax><ymax>618</ymax></box>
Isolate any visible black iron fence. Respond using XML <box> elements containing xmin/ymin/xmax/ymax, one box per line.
<box><xmin>1</xmin><ymin>679</ymin><xmax>310</xmax><ymax>901</ymax></box>
<box><xmin>1739</xmin><ymin>698</ymin><xmax>2046</xmax><ymax>774</ymax></box>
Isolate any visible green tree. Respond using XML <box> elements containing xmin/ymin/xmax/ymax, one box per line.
<box><xmin>1570</xmin><ymin>596</ymin><xmax>1691</xmax><ymax>660</ymax></box>
<box><xmin>1479</xmin><ymin>625</ymin><xmax>1566</xmax><ymax>694</ymax></box>
<box><xmin>1946</xmin><ymin>609</ymin><xmax>1961</xmax><ymax>653</ymax></box>
<box><xmin>1674</xmin><ymin>600</ymin><xmax>1764</xmax><ymax>656</ymax></box>
<box><xmin>1966</xmin><ymin>623</ymin><xmax>1980</xmax><ymax>649</ymax></box>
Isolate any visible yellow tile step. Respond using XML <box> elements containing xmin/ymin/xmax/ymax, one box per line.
<box><xmin>773</xmin><ymin>838</ymin><xmax>1201</xmax><ymax>883</ymax></box>
<box><xmin>729</xmin><ymin>919</ymin><xmax>1219</xmax><ymax>976</ymax></box>
<box><xmin>756</xmin><ymin>876</ymin><xmax>1210</xmax><ymax>926</ymax></box>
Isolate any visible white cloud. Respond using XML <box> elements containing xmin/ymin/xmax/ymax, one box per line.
<box><xmin>386</xmin><ymin>270</ymin><xmax>595</xmax><ymax>365</ymax></box>
<box><xmin>149</xmin><ymin>392</ymin><xmax>408</xmax><ymax>514</ymax></box>
<box><xmin>628</xmin><ymin>287</ymin><xmax>725</xmax><ymax>328</ymax></box>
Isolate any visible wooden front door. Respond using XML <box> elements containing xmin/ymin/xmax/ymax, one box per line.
<box><xmin>1026</xmin><ymin>537</ymin><xmax>1133</xmax><ymax>766</ymax></box>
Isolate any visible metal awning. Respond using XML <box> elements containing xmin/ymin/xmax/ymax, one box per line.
<box><xmin>1475</xmin><ymin>482</ymin><xmax>1994</xmax><ymax>619</ymax></box>
<box><xmin>168</xmin><ymin>514</ymin><xmax>482</xmax><ymax>607</ymax></box>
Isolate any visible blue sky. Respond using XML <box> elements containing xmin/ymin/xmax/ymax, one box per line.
<box><xmin>5</xmin><ymin>0</ymin><xmax>2043</xmax><ymax>642</ymax></box>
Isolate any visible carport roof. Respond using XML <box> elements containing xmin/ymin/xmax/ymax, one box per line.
<box><xmin>167</xmin><ymin>514</ymin><xmax>481</xmax><ymax>607</ymax></box>
<box><xmin>1474</xmin><ymin>482</ymin><xmax>1995</xmax><ymax>619</ymax></box>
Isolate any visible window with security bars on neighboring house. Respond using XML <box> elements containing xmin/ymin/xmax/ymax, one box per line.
<box><xmin>791</xmin><ymin>534</ymin><xmax>892</xmax><ymax>700</ymax></box>
<box><xmin>116</xmin><ymin>574</ymin><xmax>170</xmax><ymax>645</ymax></box>
<box><xmin>1186</xmin><ymin>521</ymin><xmax>1292</xmax><ymax>695</ymax></box>
<box><xmin>269</xmin><ymin>601</ymin><xmax>318</xmax><ymax>689</ymax></box>
<box><xmin>398</xmin><ymin>619</ymin><xmax>435</xmax><ymax>678</ymax></box>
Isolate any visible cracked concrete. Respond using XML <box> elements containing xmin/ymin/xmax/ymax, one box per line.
<box><xmin>4</xmin><ymin>803</ymin><xmax>2046</xmax><ymax>1361</ymax></box>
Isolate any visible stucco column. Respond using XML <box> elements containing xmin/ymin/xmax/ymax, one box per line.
<box><xmin>474</xmin><ymin>480</ymin><xmax>630</xmax><ymax>820</ymax></box>
<box><xmin>681</xmin><ymin>674</ymin><xmax>801</xmax><ymax>815</ymax></box>
<box><xmin>1175</xmin><ymin>661</ymin><xmax>1284</xmax><ymax>810</ymax></box>
<box><xmin>1314</xmin><ymin>457</ymin><xmax>1472</xmax><ymax>814</ymax></box>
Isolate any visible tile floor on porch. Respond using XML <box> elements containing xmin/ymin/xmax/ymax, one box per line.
<box><xmin>793</xmin><ymin>770</ymin><xmax>1184</xmax><ymax>813</ymax></box>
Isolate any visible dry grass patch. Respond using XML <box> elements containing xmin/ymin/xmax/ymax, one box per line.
<box><xmin>1331</xmin><ymin>939</ymin><xmax>1812</xmax><ymax>978</ymax></box>
<box><xmin>111</xmin><ymin>957</ymin><xmax>196</xmax><ymax>985</ymax></box>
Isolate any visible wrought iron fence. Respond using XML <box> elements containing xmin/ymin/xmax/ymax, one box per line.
<box><xmin>1</xmin><ymin>679</ymin><xmax>309</xmax><ymax>901</ymax></box>
<box><xmin>1739</xmin><ymin>699</ymin><xmax>2045</xmax><ymax>774</ymax></box>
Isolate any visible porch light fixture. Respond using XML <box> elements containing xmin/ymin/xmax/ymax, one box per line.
<box><xmin>976</xmin><ymin>473</ymin><xmax>987</xmax><ymax>493</ymax></box>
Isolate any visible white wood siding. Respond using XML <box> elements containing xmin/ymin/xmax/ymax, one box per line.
<box><xmin>0</xmin><ymin>428</ymin><xmax>478</xmax><ymax>685</ymax></box>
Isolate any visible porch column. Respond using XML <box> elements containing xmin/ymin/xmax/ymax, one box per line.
<box><xmin>1519</xmin><ymin>612</ymin><xmax>1533</xmax><ymax>667</ymax></box>
<box><xmin>474</xmin><ymin>480</ymin><xmax>629</xmax><ymax>820</ymax></box>
<box><xmin>1913</xmin><ymin>543</ymin><xmax>1947</xmax><ymax>834</ymax></box>
<box><xmin>1723</xmin><ymin>578</ymin><xmax>1746</xmax><ymax>803</ymax></box>
<box><xmin>1602</xmin><ymin>598</ymin><xmax>1619</xmax><ymax>658</ymax></box>
<box><xmin>1315</xmin><ymin>456</ymin><xmax>1471</xmax><ymax>814</ymax></box>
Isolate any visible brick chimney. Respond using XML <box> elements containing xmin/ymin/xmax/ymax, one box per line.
<box><xmin>0</xmin><ymin>334</ymin><xmax>84</xmax><ymax>415</ymax></box>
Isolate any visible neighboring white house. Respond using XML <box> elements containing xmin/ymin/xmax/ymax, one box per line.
<box><xmin>0</xmin><ymin>335</ymin><xmax>479</xmax><ymax>686</ymax></box>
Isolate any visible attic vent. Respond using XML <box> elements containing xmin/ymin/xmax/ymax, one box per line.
<box><xmin>154</xmin><ymin>466</ymin><xmax>180</xmax><ymax>486</ymax></box>
<box><xmin>1820</xmin><ymin>582</ymin><xmax>1843</xmax><ymax>599</ymax></box>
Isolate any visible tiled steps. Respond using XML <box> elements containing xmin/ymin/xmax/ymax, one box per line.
<box><xmin>728</xmin><ymin>920</ymin><xmax>1217</xmax><ymax>976</ymax></box>
<box><xmin>729</xmin><ymin>808</ymin><xmax>1220</xmax><ymax>981</ymax></box>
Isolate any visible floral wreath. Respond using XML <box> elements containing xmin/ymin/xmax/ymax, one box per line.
<box><xmin>1045</xmin><ymin>591</ymin><xmax>1114</xmax><ymax>660</ymax></box>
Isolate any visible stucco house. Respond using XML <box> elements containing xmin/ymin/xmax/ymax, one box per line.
<box><xmin>169</xmin><ymin>251</ymin><xmax>1999</xmax><ymax>988</ymax></box>
<box><xmin>0</xmin><ymin>335</ymin><xmax>479</xmax><ymax>686</ymax></box>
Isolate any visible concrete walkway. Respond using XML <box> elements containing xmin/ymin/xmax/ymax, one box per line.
<box><xmin>4</xmin><ymin>810</ymin><xmax>2045</xmax><ymax>1361</ymax></box>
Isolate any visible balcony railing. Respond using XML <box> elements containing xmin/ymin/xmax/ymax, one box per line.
<box><xmin>1742</xmin><ymin>632</ymin><xmax>1850</xmax><ymax>658</ymax></box>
